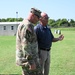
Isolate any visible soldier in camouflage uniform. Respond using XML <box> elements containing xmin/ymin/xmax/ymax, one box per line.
<box><xmin>16</xmin><ymin>8</ymin><xmax>43</xmax><ymax>75</ymax></box>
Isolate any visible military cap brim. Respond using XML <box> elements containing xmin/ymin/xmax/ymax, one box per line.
<box><xmin>30</xmin><ymin>8</ymin><xmax>41</xmax><ymax>18</ymax></box>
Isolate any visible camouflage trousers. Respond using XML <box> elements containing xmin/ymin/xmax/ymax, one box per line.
<box><xmin>22</xmin><ymin>65</ymin><xmax>43</xmax><ymax>75</ymax></box>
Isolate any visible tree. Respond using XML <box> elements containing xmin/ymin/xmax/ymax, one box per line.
<box><xmin>59</xmin><ymin>18</ymin><xmax>69</xmax><ymax>27</ymax></box>
<box><xmin>1</xmin><ymin>18</ymin><xmax>6</xmax><ymax>22</ymax></box>
<box><xmin>69</xmin><ymin>19</ymin><xmax>75</xmax><ymax>27</ymax></box>
<box><xmin>48</xmin><ymin>19</ymin><xmax>57</xmax><ymax>27</ymax></box>
<box><xmin>0</xmin><ymin>19</ymin><xmax>1</xmax><ymax>22</ymax></box>
<box><xmin>18</xmin><ymin>17</ymin><xmax>23</xmax><ymax>21</ymax></box>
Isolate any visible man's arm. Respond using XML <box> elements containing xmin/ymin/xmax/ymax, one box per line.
<box><xmin>21</xmin><ymin>24</ymin><xmax>36</xmax><ymax>70</ymax></box>
<box><xmin>52</xmin><ymin>34</ymin><xmax>64</xmax><ymax>42</ymax></box>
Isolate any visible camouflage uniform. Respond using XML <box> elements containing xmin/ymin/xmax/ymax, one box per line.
<box><xmin>16</xmin><ymin>19</ymin><xmax>42</xmax><ymax>75</ymax></box>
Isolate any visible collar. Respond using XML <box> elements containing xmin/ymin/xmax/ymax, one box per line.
<box><xmin>40</xmin><ymin>24</ymin><xmax>47</xmax><ymax>29</ymax></box>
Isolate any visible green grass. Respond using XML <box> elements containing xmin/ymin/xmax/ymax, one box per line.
<box><xmin>50</xmin><ymin>28</ymin><xmax>75</xmax><ymax>75</ymax></box>
<box><xmin>0</xmin><ymin>27</ymin><xmax>75</xmax><ymax>75</ymax></box>
<box><xmin>0</xmin><ymin>36</ymin><xmax>22</xmax><ymax>74</ymax></box>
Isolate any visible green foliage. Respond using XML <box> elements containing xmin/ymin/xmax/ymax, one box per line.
<box><xmin>6</xmin><ymin>18</ymin><xmax>16</xmax><ymax>22</ymax></box>
<box><xmin>17</xmin><ymin>17</ymin><xmax>23</xmax><ymax>21</ymax></box>
<box><xmin>0</xmin><ymin>18</ymin><xmax>23</xmax><ymax>22</ymax></box>
<box><xmin>48</xmin><ymin>19</ymin><xmax>56</xmax><ymax>27</ymax></box>
<box><xmin>1</xmin><ymin>18</ymin><xmax>6</xmax><ymax>22</ymax></box>
<box><xmin>48</xmin><ymin>19</ymin><xmax>75</xmax><ymax>28</ymax></box>
<box><xmin>0</xmin><ymin>18</ymin><xmax>75</xmax><ymax>27</ymax></box>
<box><xmin>69</xmin><ymin>19</ymin><xmax>75</xmax><ymax>27</ymax></box>
<box><xmin>0</xmin><ymin>19</ymin><xmax>1</xmax><ymax>22</ymax></box>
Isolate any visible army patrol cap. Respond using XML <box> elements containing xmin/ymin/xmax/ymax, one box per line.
<box><xmin>30</xmin><ymin>8</ymin><xmax>41</xmax><ymax>18</ymax></box>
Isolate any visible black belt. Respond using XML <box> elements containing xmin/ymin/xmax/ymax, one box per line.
<box><xmin>39</xmin><ymin>48</ymin><xmax>51</xmax><ymax>51</ymax></box>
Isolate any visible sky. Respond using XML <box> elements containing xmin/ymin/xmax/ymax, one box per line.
<box><xmin>0</xmin><ymin>0</ymin><xmax>75</xmax><ymax>20</ymax></box>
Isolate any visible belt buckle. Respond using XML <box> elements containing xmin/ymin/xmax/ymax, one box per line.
<box><xmin>46</xmin><ymin>48</ymin><xmax>49</xmax><ymax>50</ymax></box>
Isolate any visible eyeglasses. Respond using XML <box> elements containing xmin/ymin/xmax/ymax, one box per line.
<box><xmin>42</xmin><ymin>16</ymin><xmax>49</xmax><ymax>20</ymax></box>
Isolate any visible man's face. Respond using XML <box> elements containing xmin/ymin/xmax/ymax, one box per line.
<box><xmin>41</xmin><ymin>16</ymin><xmax>49</xmax><ymax>25</ymax></box>
<box><xmin>33</xmin><ymin>14</ymin><xmax>39</xmax><ymax>24</ymax></box>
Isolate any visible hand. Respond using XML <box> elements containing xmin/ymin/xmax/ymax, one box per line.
<box><xmin>22</xmin><ymin>62</ymin><xmax>36</xmax><ymax>70</ymax></box>
<box><xmin>29</xmin><ymin>63</ymin><xmax>36</xmax><ymax>70</ymax></box>
<box><xmin>59</xmin><ymin>34</ymin><xmax>64</xmax><ymax>41</ymax></box>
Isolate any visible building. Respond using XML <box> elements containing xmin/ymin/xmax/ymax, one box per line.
<box><xmin>0</xmin><ymin>22</ymin><xmax>21</xmax><ymax>36</ymax></box>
